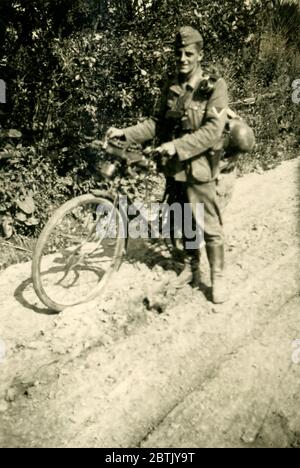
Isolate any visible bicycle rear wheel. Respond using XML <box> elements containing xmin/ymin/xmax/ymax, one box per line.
<box><xmin>32</xmin><ymin>194</ymin><xmax>125</xmax><ymax>312</ymax></box>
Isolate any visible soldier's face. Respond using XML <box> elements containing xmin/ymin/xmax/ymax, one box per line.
<box><xmin>176</xmin><ymin>44</ymin><xmax>203</xmax><ymax>77</ymax></box>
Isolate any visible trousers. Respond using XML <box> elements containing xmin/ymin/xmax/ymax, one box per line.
<box><xmin>165</xmin><ymin>169</ymin><xmax>236</xmax><ymax>255</ymax></box>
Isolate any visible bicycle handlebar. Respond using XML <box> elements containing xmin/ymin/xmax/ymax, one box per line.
<box><xmin>97</xmin><ymin>138</ymin><xmax>164</xmax><ymax>179</ymax></box>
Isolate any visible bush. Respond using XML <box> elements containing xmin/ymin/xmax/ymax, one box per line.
<box><xmin>0</xmin><ymin>0</ymin><xmax>299</xmax><ymax>238</ymax></box>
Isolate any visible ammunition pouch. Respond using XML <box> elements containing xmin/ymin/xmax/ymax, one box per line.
<box><xmin>164</xmin><ymin>108</ymin><xmax>193</xmax><ymax>137</ymax></box>
<box><xmin>165</xmin><ymin>110</ymin><xmax>183</xmax><ymax>120</ymax></box>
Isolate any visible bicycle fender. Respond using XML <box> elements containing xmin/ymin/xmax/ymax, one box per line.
<box><xmin>90</xmin><ymin>189</ymin><xmax>116</xmax><ymax>201</ymax></box>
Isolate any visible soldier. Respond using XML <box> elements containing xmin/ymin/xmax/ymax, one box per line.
<box><xmin>107</xmin><ymin>26</ymin><xmax>254</xmax><ymax>304</ymax></box>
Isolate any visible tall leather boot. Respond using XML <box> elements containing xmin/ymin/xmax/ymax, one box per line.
<box><xmin>206</xmin><ymin>244</ymin><xmax>229</xmax><ymax>304</ymax></box>
<box><xmin>175</xmin><ymin>250</ymin><xmax>201</xmax><ymax>289</ymax></box>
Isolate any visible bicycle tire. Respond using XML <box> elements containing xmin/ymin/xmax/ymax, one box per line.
<box><xmin>32</xmin><ymin>194</ymin><xmax>125</xmax><ymax>312</ymax></box>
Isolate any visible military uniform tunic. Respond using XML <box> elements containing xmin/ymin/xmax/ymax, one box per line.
<box><xmin>123</xmin><ymin>66</ymin><xmax>230</xmax><ymax>250</ymax></box>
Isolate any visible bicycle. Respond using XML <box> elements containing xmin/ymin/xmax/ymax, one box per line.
<box><xmin>32</xmin><ymin>139</ymin><xmax>174</xmax><ymax>312</ymax></box>
<box><xmin>32</xmin><ymin>108</ymin><xmax>254</xmax><ymax>312</ymax></box>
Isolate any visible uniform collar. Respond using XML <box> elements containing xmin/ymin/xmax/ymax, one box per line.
<box><xmin>170</xmin><ymin>66</ymin><xmax>204</xmax><ymax>95</ymax></box>
<box><xmin>186</xmin><ymin>66</ymin><xmax>204</xmax><ymax>90</ymax></box>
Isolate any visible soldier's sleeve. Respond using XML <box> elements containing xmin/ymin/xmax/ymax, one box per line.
<box><xmin>123</xmin><ymin>118</ymin><xmax>156</xmax><ymax>145</ymax></box>
<box><xmin>173</xmin><ymin>78</ymin><xmax>229</xmax><ymax>161</ymax></box>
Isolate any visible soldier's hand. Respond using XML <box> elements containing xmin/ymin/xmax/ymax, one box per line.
<box><xmin>156</xmin><ymin>142</ymin><xmax>176</xmax><ymax>157</ymax></box>
<box><xmin>106</xmin><ymin>127</ymin><xmax>125</xmax><ymax>140</ymax></box>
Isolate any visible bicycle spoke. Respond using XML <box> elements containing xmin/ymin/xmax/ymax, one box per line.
<box><xmin>33</xmin><ymin>195</ymin><xmax>125</xmax><ymax>310</ymax></box>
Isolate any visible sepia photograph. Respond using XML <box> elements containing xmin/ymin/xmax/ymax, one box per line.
<box><xmin>0</xmin><ymin>0</ymin><xmax>299</xmax><ymax>450</ymax></box>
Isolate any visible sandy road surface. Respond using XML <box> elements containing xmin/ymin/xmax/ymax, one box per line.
<box><xmin>0</xmin><ymin>158</ymin><xmax>299</xmax><ymax>448</ymax></box>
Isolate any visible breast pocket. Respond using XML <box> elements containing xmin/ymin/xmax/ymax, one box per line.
<box><xmin>187</xmin><ymin>102</ymin><xmax>206</xmax><ymax>130</ymax></box>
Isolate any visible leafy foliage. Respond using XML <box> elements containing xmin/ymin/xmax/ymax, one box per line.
<box><xmin>0</xmin><ymin>0</ymin><xmax>298</xmax><ymax>237</ymax></box>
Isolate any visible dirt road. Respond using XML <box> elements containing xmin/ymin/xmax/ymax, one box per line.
<box><xmin>0</xmin><ymin>158</ymin><xmax>299</xmax><ymax>448</ymax></box>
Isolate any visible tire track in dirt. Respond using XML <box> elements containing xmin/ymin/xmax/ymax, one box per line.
<box><xmin>0</xmin><ymin>158</ymin><xmax>299</xmax><ymax>447</ymax></box>
<box><xmin>142</xmin><ymin>295</ymin><xmax>300</xmax><ymax>448</ymax></box>
<box><xmin>1</xmin><ymin>247</ymin><xmax>298</xmax><ymax>448</ymax></box>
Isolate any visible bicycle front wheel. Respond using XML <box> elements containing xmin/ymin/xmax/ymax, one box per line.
<box><xmin>32</xmin><ymin>194</ymin><xmax>125</xmax><ymax>312</ymax></box>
